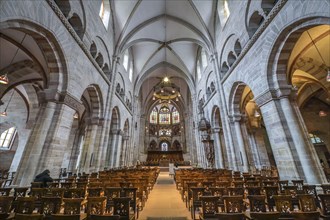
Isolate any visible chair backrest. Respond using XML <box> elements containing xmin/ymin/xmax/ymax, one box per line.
<box><xmin>321</xmin><ymin>184</ymin><xmax>330</xmax><ymax>194</ymax></box>
<box><xmin>319</xmin><ymin>194</ymin><xmax>330</xmax><ymax>216</ymax></box>
<box><xmin>15</xmin><ymin>197</ymin><xmax>36</xmax><ymax>214</ymax></box>
<box><xmin>64</xmin><ymin>188</ymin><xmax>86</xmax><ymax>198</ymax></box>
<box><xmin>273</xmin><ymin>195</ymin><xmax>293</xmax><ymax>213</ymax></box>
<box><xmin>297</xmin><ymin>194</ymin><xmax>317</xmax><ymax>212</ymax></box>
<box><xmin>228</xmin><ymin>187</ymin><xmax>244</xmax><ymax>196</ymax></box>
<box><xmin>200</xmin><ymin>196</ymin><xmax>220</xmax><ymax>217</ymax></box>
<box><xmin>13</xmin><ymin>187</ymin><xmax>29</xmax><ymax>197</ymax></box>
<box><xmin>113</xmin><ymin>197</ymin><xmax>130</xmax><ymax>217</ymax></box>
<box><xmin>49</xmin><ymin>188</ymin><xmax>65</xmax><ymax>198</ymax></box>
<box><xmin>30</xmin><ymin>188</ymin><xmax>47</xmax><ymax>200</ymax></box>
<box><xmin>246</xmin><ymin>186</ymin><xmax>262</xmax><ymax>195</ymax></box>
<box><xmin>62</xmin><ymin>198</ymin><xmax>84</xmax><ymax>214</ymax></box>
<box><xmin>223</xmin><ymin>196</ymin><xmax>243</xmax><ymax>213</ymax></box>
<box><xmin>278</xmin><ymin>180</ymin><xmax>288</xmax><ymax>193</ymax></box>
<box><xmin>88</xmin><ymin>187</ymin><xmax>103</xmax><ymax>197</ymax></box>
<box><xmin>41</xmin><ymin>197</ymin><xmax>62</xmax><ymax>215</ymax></box>
<box><xmin>247</xmin><ymin>195</ymin><xmax>266</xmax><ymax>212</ymax></box>
<box><xmin>87</xmin><ymin>197</ymin><xmax>107</xmax><ymax>215</ymax></box>
<box><xmin>0</xmin><ymin>188</ymin><xmax>12</xmax><ymax>196</ymax></box>
<box><xmin>190</xmin><ymin>187</ymin><xmax>205</xmax><ymax>204</ymax></box>
<box><xmin>0</xmin><ymin>196</ymin><xmax>14</xmax><ymax>214</ymax></box>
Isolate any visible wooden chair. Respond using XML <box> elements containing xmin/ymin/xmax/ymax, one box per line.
<box><xmin>64</xmin><ymin>188</ymin><xmax>86</xmax><ymax>198</ymax></box>
<box><xmin>278</xmin><ymin>180</ymin><xmax>288</xmax><ymax>194</ymax></box>
<box><xmin>30</xmin><ymin>188</ymin><xmax>48</xmax><ymax>212</ymax></box>
<box><xmin>48</xmin><ymin>188</ymin><xmax>65</xmax><ymax>198</ymax></box>
<box><xmin>302</xmin><ymin>185</ymin><xmax>320</xmax><ymax>208</ymax></box>
<box><xmin>190</xmin><ymin>187</ymin><xmax>205</xmax><ymax>220</ymax></box>
<box><xmin>248</xmin><ymin>195</ymin><xmax>280</xmax><ymax>220</ymax></box>
<box><xmin>228</xmin><ymin>187</ymin><xmax>244</xmax><ymax>196</ymax></box>
<box><xmin>121</xmin><ymin>187</ymin><xmax>139</xmax><ymax>219</ymax></box>
<box><xmin>215</xmin><ymin>196</ymin><xmax>245</xmax><ymax>220</ymax></box>
<box><xmin>273</xmin><ymin>195</ymin><xmax>293</xmax><ymax>219</ymax></box>
<box><xmin>0</xmin><ymin>187</ymin><xmax>12</xmax><ymax>196</ymax></box>
<box><xmin>321</xmin><ymin>184</ymin><xmax>330</xmax><ymax>194</ymax></box>
<box><xmin>246</xmin><ymin>186</ymin><xmax>261</xmax><ymax>195</ymax></box>
<box><xmin>0</xmin><ymin>196</ymin><xmax>13</xmax><ymax>219</ymax></box>
<box><xmin>291</xmin><ymin>194</ymin><xmax>320</xmax><ymax>220</ymax></box>
<box><xmin>15</xmin><ymin>197</ymin><xmax>36</xmax><ymax>214</ymax></box>
<box><xmin>88</xmin><ymin>187</ymin><xmax>103</xmax><ymax>197</ymax></box>
<box><xmin>186</xmin><ymin>181</ymin><xmax>198</xmax><ymax>209</ymax></box>
<box><xmin>199</xmin><ymin>196</ymin><xmax>220</xmax><ymax>220</ymax></box>
<box><xmin>104</xmin><ymin>187</ymin><xmax>121</xmax><ymax>214</ymax></box>
<box><xmin>263</xmin><ymin>186</ymin><xmax>278</xmax><ymax>211</ymax></box>
<box><xmin>41</xmin><ymin>197</ymin><xmax>62</xmax><ymax>218</ymax></box>
<box><xmin>291</xmin><ymin>180</ymin><xmax>304</xmax><ymax>194</ymax></box>
<box><xmin>319</xmin><ymin>194</ymin><xmax>330</xmax><ymax>218</ymax></box>
<box><xmin>113</xmin><ymin>197</ymin><xmax>134</xmax><ymax>220</ymax></box>
<box><xmin>87</xmin><ymin>196</ymin><xmax>107</xmax><ymax>216</ymax></box>
<box><xmin>51</xmin><ymin>198</ymin><xmax>87</xmax><ymax>220</ymax></box>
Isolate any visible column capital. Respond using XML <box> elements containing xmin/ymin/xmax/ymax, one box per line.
<box><xmin>254</xmin><ymin>86</ymin><xmax>292</xmax><ymax>107</ymax></box>
<box><xmin>228</xmin><ymin>113</ymin><xmax>243</xmax><ymax>123</ymax></box>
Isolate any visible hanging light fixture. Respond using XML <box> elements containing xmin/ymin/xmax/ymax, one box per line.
<box><xmin>307</xmin><ymin>30</ymin><xmax>329</xmax><ymax>83</ymax></box>
<box><xmin>0</xmin><ymin>34</ymin><xmax>26</xmax><ymax>85</ymax></box>
<box><xmin>0</xmin><ymin>90</ymin><xmax>15</xmax><ymax>117</ymax></box>
<box><xmin>319</xmin><ymin>110</ymin><xmax>327</xmax><ymax>117</ymax></box>
<box><xmin>0</xmin><ymin>74</ymin><xmax>9</xmax><ymax>85</ymax></box>
<box><xmin>254</xmin><ymin>109</ymin><xmax>261</xmax><ymax>118</ymax></box>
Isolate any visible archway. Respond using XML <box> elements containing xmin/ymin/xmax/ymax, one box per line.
<box><xmin>211</xmin><ymin>106</ymin><xmax>227</xmax><ymax>168</ymax></box>
<box><xmin>229</xmin><ymin>82</ymin><xmax>274</xmax><ymax>173</ymax></box>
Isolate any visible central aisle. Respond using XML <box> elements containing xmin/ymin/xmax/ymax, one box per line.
<box><xmin>139</xmin><ymin>171</ymin><xmax>191</xmax><ymax>219</ymax></box>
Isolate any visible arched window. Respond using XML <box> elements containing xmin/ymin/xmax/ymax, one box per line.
<box><xmin>159</xmin><ymin>107</ymin><xmax>171</xmax><ymax>125</ymax></box>
<box><xmin>99</xmin><ymin>0</ymin><xmax>110</xmax><ymax>29</ymax></box>
<box><xmin>0</xmin><ymin>127</ymin><xmax>17</xmax><ymax>149</ymax></box>
<box><xmin>161</xmin><ymin>142</ymin><xmax>168</xmax><ymax>151</ymax></box>
<box><xmin>150</xmin><ymin>107</ymin><xmax>158</xmax><ymax>124</ymax></box>
<box><xmin>201</xmin><ymin>49</ymin><xmax>208</xmax><ymax>69</ymax></box>
<box><xmin>172</xmin><ymin>107</ymin><xmax>180</xmax><ymax>124</ymax></box>
<box><xmin>196</xmin><ymin>60</ymin><xmax>201</xmax><ymax>80</ymax></box>
<box><xmin>218</xmin><ymin>0</ymin><xmax>230</xmax><ymax>27</ymax></box>
<box><xmin>129</xmin><ymin>60</ymin><xmax>133</xmax><ymax>82</ymax></box>
<box><xmin>123</xmin><ymin>50</ymin><xmax>129</xmax><ymax>71</ymax></box>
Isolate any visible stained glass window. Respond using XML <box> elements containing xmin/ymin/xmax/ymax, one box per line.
<box><xmin>172</xmin><ymin>107</ymin><xmax>180</xmax><ymax>124</ymax></box>
<box><xmin>150</xmin><ymin>107</ymin><xmax>158</xmax><ymax>124</ymax></box>
<box><xmin>159</xmin><ymin>107</ymin><xmax>170</xmax><ymax>124</ymax></box>
<box><xmin>161</xmin><ymin>142</ymin><xmax>168</xmax><ymax>151</ymax></box>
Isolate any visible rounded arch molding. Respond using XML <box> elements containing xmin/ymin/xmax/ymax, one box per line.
<box><xmin>266</xmin><ymin>16</ymin><xmax>330</xmax><ymax>91</ymax></box>
<box><xmin>0</xmin><ymin>19</ymin><xmax>69</xmax><ymax>94</ymax></box>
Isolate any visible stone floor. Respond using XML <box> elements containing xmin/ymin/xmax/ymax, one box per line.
<box><xmin>139</xmin><ymin>171</ymin><xmax>191</xmax><ymax>219</ymax></box>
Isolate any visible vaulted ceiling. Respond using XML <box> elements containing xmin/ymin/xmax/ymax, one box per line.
<box><xmin>111</xmin><ymin>0</ymin><xmax>217</xmax><ymax>110</ymax></box>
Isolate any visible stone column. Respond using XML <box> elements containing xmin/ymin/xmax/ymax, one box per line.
<box><xmin>255</xmin><ymin>88</ymin><xmax>326</xmax><ymax>183</ymax></box>
<box><xmin>14</xmin><ymin>97</ymin><xmax>76</xmax><ymax>186</ymax></box>
<box><xmin>210</xmin><ymin>53</ymin><xmax>237</xmax><ymax>170</ymax></box>
<box><xmin>212</xmin><ymin>127</ymin><xmax>224</xmax><ymax>168</ymax></box>
<box><xmin>80</xmin><ymin>119</ymin><xmax>99</xmax><ymax>173</ymax></box>
<box><xmin>229</xmin><ymin>114</ymin><xmax>249</xmax><ymax>172</ymax></box>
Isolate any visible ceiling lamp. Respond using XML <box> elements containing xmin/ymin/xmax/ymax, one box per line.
<box><xmin>319</xmin><ymin>110</ymin><xmax>327</xmax><ymax>117</ymax></box>
<box><xmin>0</xmin><ymin>90</ymin><xmax>15</xmax><ymax>117</ymax></box>
<box><xmin>254</xmin><ymin>109</ymin><xmax>261</xmax><ymax>118</ymax></box>
<box><xmin>307</xmin><ymin>30</ymin><xmax>329</xmax><ymax>83</ymax></box>
<box><xmin>152</xmin><ymin>77</ymin><xmax>180</xmax><ymax>102</ymax></box>
<box><xmin>0</xmin><ymin>74</ymin><xmax>9</xmax><ymax>85</ymax></box>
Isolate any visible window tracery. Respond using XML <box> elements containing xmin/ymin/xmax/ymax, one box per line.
<box><xmin>0</xmin><ymin>127</ymin><xmax>17</xmax><ymax>149</ymax></box>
